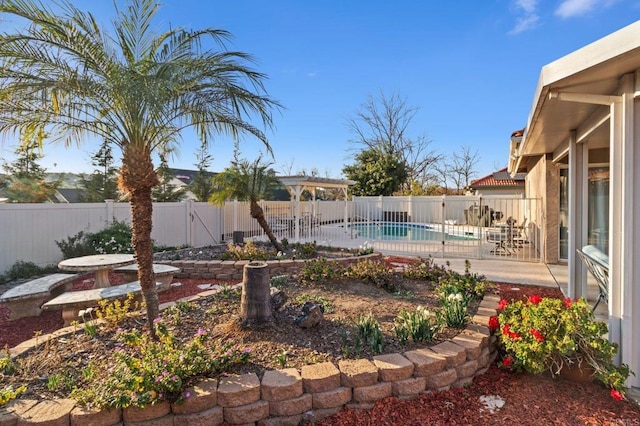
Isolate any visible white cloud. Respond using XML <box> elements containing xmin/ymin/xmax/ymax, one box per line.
<box><xmin>307</xmin><ymin>72</ymin><xmax>317</xmax><ymax>78</ymax></box>
<box><xmin>555</xmin><ymin>0</ymin><xmax>598</xmax><ymax>18</ymax></box>
<box><xmin>509</xmin><ymin>14</ymin><xmax>540</xmax><ymax>34</ymax></box>
<box><xmin>509</xmin><ymin>0</ymin><xmax>540</xmax><ymax>34</ymax></box>
<box><xmin>514</xmin><ymin>0</ymin><xmax>538</xmax><ymax>13</ymax></box>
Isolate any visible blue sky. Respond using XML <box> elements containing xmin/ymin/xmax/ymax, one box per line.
<box><xmin>1</xmin><ymin>0</ymin><xmax>639</xmax><ymax>180</ymax></box>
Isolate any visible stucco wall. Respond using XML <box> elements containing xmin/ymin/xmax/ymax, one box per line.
<box><xmin>524</xmin><ymin>154</ymin><xmax>560</xmax><ymax>264</ymax></box>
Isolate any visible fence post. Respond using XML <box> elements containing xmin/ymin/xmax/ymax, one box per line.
<box><xmin>186</xmin><ymin>200</ymin><xmax>194</xmax><ymax>247</ymax></box>
<box><xmin>105</xmin><ymin>199</ymin><xmax>114</xmax><ymax>225</ymax></box>
<box><xmin>441</xmin><ymin>195</ymin><xmax>446</xmax><ymax>259</ymax></box>
<box><xmin>478</xmin><ymin>196</ymin><xmax>484</xmax><ymax>260</ymax></box>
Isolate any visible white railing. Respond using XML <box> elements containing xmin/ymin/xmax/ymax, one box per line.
<box><xmin>0</xmin><ymin>195</ymin><xmax>542</xmax><ymax>274</ymax></box>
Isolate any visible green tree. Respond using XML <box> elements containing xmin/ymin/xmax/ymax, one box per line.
<box><xmin>210</xmin><ymin>155</ymin><xmax>284</xmax><ymax>252</ymax></box>
<box><xmin>79</xmin><ymin>140</ymin><xmax>120</xmax><ymax>202</ymax></box>
<box><xmin>346</xmin><ymin>92</ymin><xmax>441</xmax><ymax>192</ymax></box>
<box><xmin>190</xmin><ymin>143</ymin><xmax>216</xmax><ymax>202</ymax></box>
<box><xmin>0</xmin><ymin>0</ymin><xmax>279</xmax><ymax>335</ymax></box>
<box><xmin>342</xmin><ymin>148</ymin><xmax>408</xmax><ymax>196</ymax></box>
<box><xmin>2</xmin><ymin>129</ymin><xmax>61</xmax><ymax>202</ymax></box>
<box><xmin>152</xmin><ymin>152</ymin><xmax>188</xmax><ymax>202</ymax></box>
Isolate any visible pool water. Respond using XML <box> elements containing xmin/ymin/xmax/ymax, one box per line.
<box><xmin>349</xmin><ymin>223</ymin><xmax>476</xmax><ymax>241</ymax></box>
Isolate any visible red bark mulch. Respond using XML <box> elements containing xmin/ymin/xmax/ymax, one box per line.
<box><xmin>2</xmin><ymin>265</ymin><xmax>639</xmax><ymax>424</ymax></box>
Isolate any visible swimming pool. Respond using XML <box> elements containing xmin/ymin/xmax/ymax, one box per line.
<box><xmin>349</xmin><ymin>222</ymin><xmax>477</xmax><ymax>241</ymax></box>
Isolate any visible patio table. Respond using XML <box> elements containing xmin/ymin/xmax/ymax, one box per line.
<box><xmin>58</xmin><ymin>254</ymin><xmax>135</xmax><ymax>289</ymax></box>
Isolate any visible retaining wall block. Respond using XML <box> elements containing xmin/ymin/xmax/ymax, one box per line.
<box><xmin>476</xmin><ymin>306</ymin><xmax>497</xmax><ymax>317</ymax></box>
<box><xmin>123</xmin><ymin>400</ymin><xmax>170</xmax><ymax>423</ymax></box>
<box><xmin>471</xmin><ymin>314</ymin><xmax>493</xmax><ymax>327</ymax></box>
<box><xmin>261</xmin><ymin>368</ymin><xmax>303</xmax><ymax>402</ymax></box>
<box><xmin>372</xmin><ymin>353</ymin><xmax>414</xmax><ymax>382</ymax></box>
<box><xmin>173</xmin><ymin>406</ymin><xmax>224</xmax><ymax>426</ymax></box>
<box><xmin>477</xmin><ymin>347</ymin><xmax>491</xmax><ymax>369</ymax></box>
<box><xmin>338</xmin><ymin>359</ymin><xmax>378</xmax><ymax>388</ymax></box>
<box><xmin>452</xmin><ymin>376</ymin><xmax>475</xmax><ymax>389</ymax></box>
<box><xmin>258</xmin><ymin>414</ymin><xmax>303</xmax><ymax>426</ymax></box>
<box><xmin>455</xmin><ymin>359</ymin><xmax>479</xmax><ymax>379</ymax></box>
<box><xmin>392</xmin><ymin>376</ymin><xmax>427</xmax><ymax>397</ymax></box>
<box><xmin>302</xmin><ymin>362</ymin><xmax>340</xmax><ymax>393</ymax></box>
<box><xmin>430</xmin><ymin>341</ymin><xmax>467</xmax><ymax>368</ymax></box>
<box><xmin>12</xmin><ymin>399</ymin><xmax>76</xmax><ymax>426</ymax></box>
<box><xmin>425</xmin><ymin>368</ymin><xmax>458</xmax><ymax>390</ymax></box>
<box><xmin>70</xmin><ymin>406</ymin><xmax>121</xmax><ymax>426</ymax></box>
<box><xmin>126</xmin><ymin>413</ymin><xmax>174</xmax><ymax>426</ymax></box>
<box><xmin>352</xmin><ymin>382</ymin><xmax>392</xmax><ymax>403</ymax></box>
<box><xmin>451</xmin><ymin>334</ymin><xmax>483</xmax><ymax>360</ymax></box>
<box><xmin>312</xmin><ymin>387</ymin><xmax>352</xmax><ymax>409</ymax></box>
<box><xmin>460</xmin><ymin>328</ymin><xmax>489</xmax><ymax>348</ymax></box>
<box><xmin>269</xmin><ymin>393</ymin><xmax>312</xmax><ymax>417</ymax></box>
<box><xmin>171</xmin><ymin>378</ymin><xmax>217</xmax><ymax>415</ymax></box>
<box><xmin>217</xmin><ymin>373</ymin><xmax>261</xmax><ymax>408</ymax></box>
<box><xmin>404</xmin><ymin>348</ymin><xmax>447</xmax><ymax>377</ymax></box>
<box><xmin>223</xmin><ymin>400</ymin><xmax>269</xmax><ymax>425</ymax></box>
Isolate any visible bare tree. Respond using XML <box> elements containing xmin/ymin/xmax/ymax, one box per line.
<box><xmin>452</xmin><ymin>146</ymin><xmax>481</xmax><ymax>191</ymax></box>
<box><xmin>346</xmin><ymin>91</ymin><xmax>441</xmax><ymax>191</ymax></box>
<box><xmin>434</xmin><ymin>146</ymin><xmax>481</xmax><ymax>194</ymax></box>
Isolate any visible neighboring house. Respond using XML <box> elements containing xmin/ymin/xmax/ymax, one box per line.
<box><xmin>508</xmin><ymin>21</ymin><xmax>640</xmax><ymax>387</ymax></box>
<box><xmin>466</xmin><ymin>167</ymin><xmax>525</xmax><ymax>196</ymax></box>
<box><xmin>55</xmin><ymin>188</ymin><xmax>82</xmax><ymax>203</ymax></box>
<box><xmin>168</xmin><ymin>168</ymin><xmax>216</xmax><ymax>201</ymax></box>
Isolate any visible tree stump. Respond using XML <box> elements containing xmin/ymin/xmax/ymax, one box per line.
<box><xmin>240</xmin><ymin>262</ymin><xmax>272</xmax><ymax>325</ymax></box>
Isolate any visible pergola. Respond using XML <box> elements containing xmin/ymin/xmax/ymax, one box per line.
<box><xmin>277</xmin><ymin>175</ymin><xmax>355</xmax><ymax>241</ymax></box>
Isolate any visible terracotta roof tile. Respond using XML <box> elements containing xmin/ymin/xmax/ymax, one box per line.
<box><xmin>469</xmin><ymin>168</ymin><xmax>525</xmax><ymax>188</ymax></box>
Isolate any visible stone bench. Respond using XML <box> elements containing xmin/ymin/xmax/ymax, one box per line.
<box><xmin>113</xmin><ymin>263</ymin><xmax>180</xmax><ymax>290</ymax></box>
<box><xmin>0</xmin><ymin>273</ymin><xmax>77</xmax><ymax>320</ymax></box>
<box><xmin>41</xmin><ymin>280</ymin><xmax>165</xmax><ymax>326</ymax></box>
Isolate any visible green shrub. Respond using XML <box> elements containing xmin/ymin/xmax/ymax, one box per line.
<box><xmin>345</xmin><ymin>260</ymin><xmax>396</xmax><ymax>292</ymax></box>
<box><xmin>496</xmin><ymin>295</ymin><xmax>632</xmax><ymax>399</ymax></box>
<box><xmin>89</xmin><ymin>220</ymin><xmax>134</xmax><ymax>254</ymax></box>
<box><xmin>291</xmin><ymin>293</ymin><xmax>334</xmax><ymax>313</ymax></box>
<box><xmin>70</xmin><ymin>319</ymin><xmax>251</xmax><ymax>408</ymax></box>
<box><xmin>298</xmin><ymin>258</ymin><xmax>343</xmax><ymax>285</ymax></box>
<box><xmin>394</xmin><ymin>306</ymin><xmax>440</xmax><ymax>344</ymax></box>
<box><xmin>55</xmin><ymin>230</ymin><xmax>95</xmax><ymax>259</ymax></box>
<box><xmin>219</xmin><ymin>241</ymin><xmax>271</xmax><ymax>261</ymax></box>
<box><xmin>3</xmin><ymin>261</ymin><xmax>57</xmax><ymax>280</ymax></box>
<box><xmin>291</xmin><ymin>241</ymin><xmax>318</xmax><ymax>259</ymax></box>
<box><xmin>402</xmin><ymin>257</ymin><xmax>450</xmax><ymax>281</ymax></box>
<box><xmin>56</xmin><ymin>220</ymin><xmax>142</xmax><ymax>259</ymax></box>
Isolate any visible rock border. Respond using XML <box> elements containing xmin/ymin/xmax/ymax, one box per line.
<box><xmin>1</xmin><ymin>254</ymin><xmax>500</xmax><ymax>426</ymax></box>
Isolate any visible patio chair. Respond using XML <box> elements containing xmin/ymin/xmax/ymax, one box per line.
<box><xmin>486</xmin><ymin>227</ymin><xmax>514</xmax><ymax>255</ymax></box>
<box><xmin>576</xmin><ymin>245</ymin><xmax>609</xmax><ymax>310</ymax></box>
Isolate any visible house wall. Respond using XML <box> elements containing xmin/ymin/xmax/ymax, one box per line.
<box><xmin>524</xmin><ymin>154</ymin><xmax>559</xmax><ymax>263</ymax></box>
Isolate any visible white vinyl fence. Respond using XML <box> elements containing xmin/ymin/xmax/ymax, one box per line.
<box><xmin>0</xmin><ymin>195</ymin><xmax>541</xmax><ymax>275</ymax></box>
<box><xmin>0</xmin><ymin>201</ymin><xmax>223</xmax><ymax>274</ymax></box>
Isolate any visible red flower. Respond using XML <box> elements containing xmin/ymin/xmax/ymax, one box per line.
<box><xmin>610</xmin><ymin>389</ymin><xmax>625</xmax><ymax>401</ymax></box>
<box><xmin>528</xmin><ymin>294</ymin><xmax>542</xmax><ymax>305</ymax></box>
<box><xmin>502</xmin><ymin>356</ymin><xmax>513</xmax><ymax>367</ymax></box>
<box><xmin>501</xmin><ymin>323</ymin><xmax>511</xmax><ymax>336</ymax></box>
<box><xmin>563</xmin><ymin>297</ymin><xmax>572</xmax><ymax>309</ymax></box>
<box><xmin>530</xmin><ymin>328</ymin><xmax>545</xmax><ymax>342</ymax></box>
<box><xmin>498</xmin><ymin>299</ymin><xmax>509</xmax><ymax>310</ymax></box>
<box><xmin>489</xmin><ymin>316</ymin><xmax>499</xmax><ymax>332</ymax></box>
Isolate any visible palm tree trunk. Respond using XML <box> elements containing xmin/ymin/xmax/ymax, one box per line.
<box><xmin>120</xmin><ymin>145</ymin><xmax>160</xmax><ymax>337</ymax></box>
<box><xmin>250</xmin><ymin>201</ymin><xmax>284</xmax><ymax>252</ymax></box>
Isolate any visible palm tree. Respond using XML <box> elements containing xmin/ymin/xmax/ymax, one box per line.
<box><xmin>0</xmin><ymin>0</ymin><xmax>279</xmax><ymax>335</ymax></box>
<box><xmin>210</xmin><ymin>155</ymin><xmax>284</xmax><ymax>252</ymax></box>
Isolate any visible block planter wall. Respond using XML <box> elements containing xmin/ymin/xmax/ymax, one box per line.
<box><xmin>159</xmin><ymin>252</ymin><xmax>384</xmax><ymax>281</ymax></box>
<box><xmin>1</xmin><ymin>292</ymin><xmax>501</xmax><ymax>425</ymax></box>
